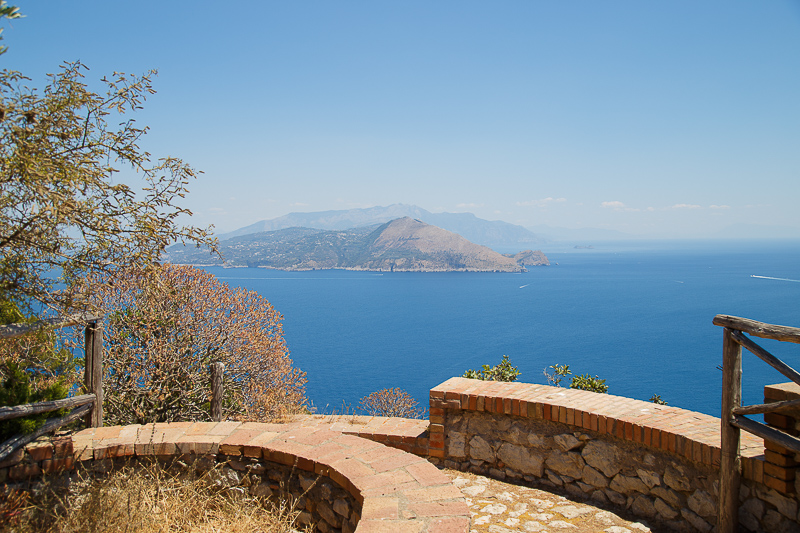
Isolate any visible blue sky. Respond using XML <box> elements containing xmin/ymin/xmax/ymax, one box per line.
<box><xmin>4</xmin><ymin>1</ymin><xmax>800</xmax><ymax>238</ymax></box>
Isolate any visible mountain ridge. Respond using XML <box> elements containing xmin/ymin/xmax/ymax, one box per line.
<box><xmin>218</xmin><ymin>204</ymin><xmax>545</xmax><ymax>250</ymax></box>
<box><xmin>168</xmin><ymin>217</ymin><xmax>549</xmax><ymax>272</ymax></box>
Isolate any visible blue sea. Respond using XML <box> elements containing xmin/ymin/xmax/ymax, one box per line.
<box><xmin>206</xmin><ymin>239</ymin><xmax>800</xmax><ymax>418</ymax></box>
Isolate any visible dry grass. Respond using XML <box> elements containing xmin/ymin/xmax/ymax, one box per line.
<box><xmin>1</xmin><ymin>461</ymin><xmax>311</xmax><ymax>533</ymax></box>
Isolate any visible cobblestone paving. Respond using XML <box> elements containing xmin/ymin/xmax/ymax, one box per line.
<box><xmin>443</xmin><ymin>469</ymin><xmax>662</xmax><ymax>533</ymax></box>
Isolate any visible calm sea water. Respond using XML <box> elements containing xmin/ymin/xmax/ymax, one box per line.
<box><xmin>206</xmin><ymin>239</ymin><xmax>800</xmax><ymax>418</ymax></box>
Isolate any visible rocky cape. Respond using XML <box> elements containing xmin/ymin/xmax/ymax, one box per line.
<box><xmin>167</xmin><ymin>217</ymin><xmax>549</xmax><ymax>272</ymax></box>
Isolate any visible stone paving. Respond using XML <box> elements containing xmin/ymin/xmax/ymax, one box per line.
<box><xmin>443</xmin><ymin>469</ymin><xmax>662</xmax><ymax>533</ymax></box>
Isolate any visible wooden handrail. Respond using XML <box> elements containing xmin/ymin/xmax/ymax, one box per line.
<box><xmin>0</xmin><ymin>313</ymin><xmax>102</xmax><ymax>339</ymax></box>
<box><xmin>0</xmin><ymin>314</ymin><xmax>104</xmax><ymax>461</ymax></box>
<box><xmin>0</xmin><ymin>394</ymin><xmax>96</xmax><ymax>422</ymax></box>
<box><xmin>715</xmin><ymin>316</ymin><xmax>800</xmax><ymax>533</ymax></box>
<box><xmin>713</xmin><ymin>315</ymin><xmax>800</xmax><ymax>344</ymax></box>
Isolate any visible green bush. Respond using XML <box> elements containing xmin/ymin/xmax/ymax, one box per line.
<box><xmin>649</xmin><ymin>394</ymin><xmax>668</xmax><ymax>405</ymax></box>
<box><xmin>0</xmin><ymin>300</ymin><xmax>73</xmax><ymax>441</ymax></box>
<box><xmin>0</xmin><ymin>362</ymin><xmax>68</xmax><ymax>440</ymax></box>
<box><xmin>463</xmin><ymin>355</ymin><xmax>520</xmax><ymax>382</ymax></box>
<box><xmin>569</xmin><ymin>373</ymin><xmax>608</xmax><ymax>393</ymax></box>
<box><xmin>544</xmin><ymin>363</ymin><xmax>609</xmax><ymax>393</ymax></box>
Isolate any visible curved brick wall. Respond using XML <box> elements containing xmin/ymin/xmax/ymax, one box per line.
<box><xmin>3</xmin><ymin>418</ymin><xmax>468</xmax><ymax>533</ymax></box>
<box><xmin>428</xmin><ymin>377</ymin><xmax>800</xmax><ymax>532</ymax></box>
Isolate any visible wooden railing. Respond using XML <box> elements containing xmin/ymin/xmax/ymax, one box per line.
<box><xmin>714</xmin><ymin>315</ymin><xmax>800</xmax><ymax>533</ymax></box>
<box><xmin>0</xmin><ymin>314</ymin><xmax>104</xmax><ymax>461</ymax></box>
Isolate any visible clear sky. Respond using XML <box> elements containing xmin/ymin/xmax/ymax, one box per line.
<box><xmin>4</xmin><ymin>1</ymin><xmax>800</xmax><ymax>238</ymax></box>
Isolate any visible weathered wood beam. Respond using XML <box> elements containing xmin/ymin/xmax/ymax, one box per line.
<box><xmin>730</xmin><ymin>330</ymin><xmax>800</xmax><ymax>387</ymax></box>
<box><xmin>0</xmin><ymin>394</ymin><xmax>95</xmax><ymax>422</ymax></box>
<box><xmin>732</xmin><ymin>414</ymin><xmax>800</xmax><ymax>455</ymax></box>
<box><xmin>718</xmin><ymin>327</ymin><xmax>742</xmax><ymax>533</ymax></box>
<box><xmin>210</xmin><ymin>362</ymin><xmax>225</xmax><ymax>422</ymax></box>
<box><xmin>713</xmin><ymin>315</ymin><xmax>800</xmax><ymax>344</ymax></box>
<box><xmin>0</xmin><ymin>403</ymin><xmax>92</xmax><ymax>462</ymax></box>
<box><xmin>0</xmin><ymin>314</ymin><xmax>102</xmax><ymax>339</ymax></box>
<box><xmin>733</xmin><ymin>397</ymin><xmax>800</xmax><ymax>416</ymax></box>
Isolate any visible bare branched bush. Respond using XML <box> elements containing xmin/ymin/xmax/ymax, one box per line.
<box><xmin>359</xmin><ymin>387</ymin><xmax>425</xmax><ymax>419</ymax></box>
<box><xmin>69</xmin><ymin>264</ymin><xmax>307</xmax><ymax>424</ymax></box>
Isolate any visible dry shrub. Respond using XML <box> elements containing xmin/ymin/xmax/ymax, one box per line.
<box><xmin>359</xmin><ymin>387</ymin><xmax>425</xmax><ymax>418</ymax></box>
<box><xmin>69</xmin><ymin>264</ymin><xmax>307</xmax><ymax>425</ymax></box>
<box><xmin>1</xmin><ymin>462</ymin><xmax>310</xmax><ymax>533</ymax></box>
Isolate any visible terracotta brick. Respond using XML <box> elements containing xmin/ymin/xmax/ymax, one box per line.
<box><xmin>42</xmin><ymin>456</ymin><xmax>74</xmax><ymax>473</ymax></box>
<box><xmin>93</xmin><ymin>425</ymin><xmax>122</xmax><ymax>440</ymax></box>
<box><xmin>476</xmin><ymin>396</ymin><xmax>484</xmax><ymax>412</ymax></box>
<box><xmin>764</xmin><ymin>473</ymin><xmax>795</xmax><ymax>494</ymax></box>
<box><xmin>25</xmin><ymin>442</ymin><xmax>53</xmax><ymax>462</ymax></box>
<box><xmin>52</xmin><ymin>436</ymin><xmax>73</xmax><ymax>457</ymax></box>
<box><xmin>361</xmin><ymin>496</ymin><xmax>400</xmax><ymax>520</ymax></box>
<box><xmin>468</xmin><ymin>394</ymin><xmax>478</xmax><ymax>411</ymax></box>
<box><xmin>711</xmin><ymin>446</ymin><xmax>721</xmax><ymax>467</ymax></box>
<box><xmin>428</xmin><ymin>447</ymin><xmax>445</xmax><ymax>458</ymax></box>
<box><xmin>9</xmin><ymin>463</ymin><xmax>40</xmax><ymax>480</ymax></box>
<box><xmin>429</xmin><ymin>407</ymin><xmax>444</xmax><ymax>416</ymax></box>
<box><xmin>175</xmin><ymin>435</ymin><xmax>220</xmax><ymax>455</ymax></box>
<box><xmin>766</xmin><ymin>449</ymin><xmax>798</xmax><ymax>467</ymax></box>
<box><xmin>370</xmin><ymin>451</ymin><xmax>422</xmax><ymax>473</ymax></box>
<box><xmin>765</xmin><ymin>412</ymin><xmax>793</xmax><ymax>430</ymax></box>
<box><xmin>565</xmin><ymin>408</ymin><xmax>574</xmax><ymax>426</ymax></box>
<box><xmin>764</xmin><ymin>461</ymin><xmax>796</xmax><ymax>481</ymax></box>
<box><xmin>357</xmin><ymin>519</ymin><xmax>424</xmax><ymax>532</ymax></box>
<box><xmin>764</xmin><ymin>439</ymin><xmax>791</xmax><ymax>455</ymax></box>
<box><xmin>408</xmin><ymin>501</ymin><xmax>468</xmax><ymax>518</ymax></box>
<box><xmin>428</xmin><ymin>516</ymin><xmax>470</xmax><ymax>533</ymax></box>
<box><xmin>405</xmin><ymin>461</ymin><xmax>451</xmax><ymax>487</ymax></box>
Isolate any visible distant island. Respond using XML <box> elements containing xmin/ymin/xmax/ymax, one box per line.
<box><xmin>167</xmin><ymin>217</ymin><xmax>549</xmax><ymax>272</ymax></box>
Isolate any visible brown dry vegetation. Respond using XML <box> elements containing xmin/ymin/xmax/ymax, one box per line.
<box><xmin>68</xmin><ymin>264</ymin><xmax>307</xmax><ymax>425</ymax></box>
<box><xmin>1</xmin><ymin>461</ymin><xmax>310</xmax><ymax>533</ymax></box>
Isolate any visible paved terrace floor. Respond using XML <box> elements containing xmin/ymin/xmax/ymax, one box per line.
<box><xmin>69</xmin><ymin>414</ymin><xmax>659</xmax><ymax>533</ymax></box>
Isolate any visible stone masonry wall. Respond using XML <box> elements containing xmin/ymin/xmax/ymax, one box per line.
<box><xmin>429</xmin><ymin>377</ymin><xmax>800</xmax><ymax>532</ymax></box>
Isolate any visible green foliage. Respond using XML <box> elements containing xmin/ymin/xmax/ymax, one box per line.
<box><xmin>0</xmin><ymin>300</ymin><xmax>74</xmax><ymax>441</ymax></box>
<box><xmin>0</xmin><ymin>61</ymin><xmax>215</xmax><ymax>314</ymax></box>
<box><xmin>569</xmin><ymin>373</ymin><xmax>608</xmax><ymax>393</ymax></box>
<box><xmin>463</xmin><ymin>355</ymin><xmax>520</xmax><ymax>382</ymax></box>
<box><xmin>0</xmin><ymin>1</ymin><xmax>21</xmax><ymax>55</ymax></box>
<box><xmin>649</xmin><ymin>394</ymin><xmax>668</xmax><ymax>405</ymax></box>
<box><xmin>0</xmin><ymin>361</ymin><xmax>69</xmax><ymax>440</ymax></box>
<box><xmin>543</xmin><ymin>363</ymin><xmax>571</xmax><ymax>386</ymax></box>
<box><xmin>544</xmin><ymin>363</ymin><xmax>609</xmax><ymax>393</ymax></box>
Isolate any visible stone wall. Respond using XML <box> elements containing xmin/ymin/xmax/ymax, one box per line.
<box><xmin>429</xmin><ymin>377</ymin><xmax>800</xmax><ymax>532</ymax></box>
<box><xmin>1</xmin><ymin>419</ymin><xmax>469</xmax><ymax>533</ymax></box>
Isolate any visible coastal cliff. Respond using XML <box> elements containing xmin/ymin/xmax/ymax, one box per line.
<box><xmin>167</xmin><ymin>217</ymin><xmax>549</xmax><ymax>272</ymax></box>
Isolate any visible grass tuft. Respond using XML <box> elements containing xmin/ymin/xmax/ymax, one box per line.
<box><xmin>1</xmin><ymin>461</ymin><xmax>311</xmax><ymax>533</ymax></box>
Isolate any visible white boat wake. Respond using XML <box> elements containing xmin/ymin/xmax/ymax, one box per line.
<box><xmin>751</xmin><ymin>275</ymin><xmax>800</xmax><ymax>283</ymax></box>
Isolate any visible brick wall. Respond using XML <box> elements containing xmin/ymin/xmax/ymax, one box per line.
<box><xmin>429</xmin><ymin>377</ymin><xmax>800</xmax><ymax>532</ymax></box>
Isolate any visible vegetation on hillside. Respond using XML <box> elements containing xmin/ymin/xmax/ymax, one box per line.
<box><xmin>67</xmin><ymin>265</ymin><xmax>306</xmax><ymax>424</ymax></box>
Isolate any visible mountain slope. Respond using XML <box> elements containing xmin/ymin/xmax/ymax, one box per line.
<box><xmin>168</xmin><ymin>218</ymin><xmax>548</xmax><ymax>272</ymax></box>
<box><xmin>219</xmin><ymin>204</ymin><xmax>545</xmax><ymax>249</ymax></box>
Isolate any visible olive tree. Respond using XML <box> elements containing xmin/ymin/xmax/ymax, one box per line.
<box><xmin>0</xmin><ymin>61</ymin><xmax>215</xmax><ymax>314</ymax></box>
<box><xmin>70</xmin><ymin>264</ymin><xmax>307</xmax><ymax>424</ymax></box>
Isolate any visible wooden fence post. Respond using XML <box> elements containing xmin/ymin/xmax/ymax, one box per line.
<box><xmin>719</xmin><ymin>327</ymin><xmax>742</xmax><ymax>533</ymax></box>
<box><xmin>211</xmin><ymin>362</ymin><xmax>224</xmax><ymax>422</ymax></box>
<box><xmin>84</xmin><ymin>320</ymin><xmax>104</xmax><ymax>428</ymax></box>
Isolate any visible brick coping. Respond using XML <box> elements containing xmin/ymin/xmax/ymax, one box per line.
<box><xmin>429</xmin><ymin>377</ymin><xmax>766</xmax><ymax>483</ymax></box>
<box><xmin>71</xmin><ymin>418</ymin><xmax>466</xmax><ymax>533</ymax></box>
